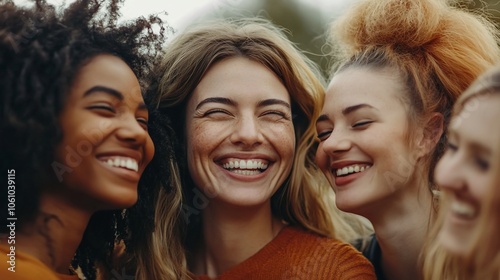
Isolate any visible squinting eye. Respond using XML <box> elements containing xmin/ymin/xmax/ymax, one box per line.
<box><xmin>446</xmin><ymin>142</ymin><xmax>458</xmax><ymax>152</ymax></box>
<box><xmin>317</xmin><ymin>130</ymin><xmax>332</xmax><ymax>142</ymax></box>
<box><xmin>475</xmin><ymin>157</ymin><xmax>490</xmax><ymax>171</ymax></box>
<box><xmin>261</xmin><ymin>110</ymin><xmax>290</xmax><ymax>120</ymax></box>
<box><xmin>88</xmin><ymin>104</ymin><xmax>116</xmax><ymax>113</ymax></box>
<box><xmin>137</xmin><ymin>118</ymin><xmax>149</xmax><ymax>130</ymax></box>
<box><xmin>352</xmin><ymin>120</ymin><xmax>373</xmax><ymax>128</ymax></box>
<box><xmin>204</xmin><ymin>109</ymin><xmax>231</xmax><ymax>116</ymax></box>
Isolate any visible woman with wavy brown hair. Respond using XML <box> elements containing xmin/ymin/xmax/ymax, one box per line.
<box><xmin>315</xmin><ymin>0</ymin><xmax>500</xmax><ymax>279</ymax></box>
<box><xmin>142</xmin><ymin>18</ymin><xmax>375</xmax><ymax>279</ymax></box>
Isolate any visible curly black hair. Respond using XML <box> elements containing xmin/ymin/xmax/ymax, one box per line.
<box><xmin>0</xmin><ymin>0</ymin><xmax>170</xmax><ymax>279</ymax></box>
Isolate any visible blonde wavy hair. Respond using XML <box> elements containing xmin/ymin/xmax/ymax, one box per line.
<box><xmin>423</xmin><ymin>65</ymin><xmax>500</xmax><ymax>280</ymax></box>
<box><xmin>138</xmin><ymin>17</ymin><xmax>369</xmax><ymax>278</ymax></box>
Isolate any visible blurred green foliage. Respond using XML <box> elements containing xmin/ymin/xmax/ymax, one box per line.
<box><xmin>199</xmin><ymin>0</ymin><xmax>500</xmax><ymax>80</ymax></box>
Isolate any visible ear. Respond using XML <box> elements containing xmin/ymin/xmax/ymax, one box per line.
<box><xmin>415</xmin><ymin>112</ymin><xmax>444</xmax><ymax>157</ymax></box>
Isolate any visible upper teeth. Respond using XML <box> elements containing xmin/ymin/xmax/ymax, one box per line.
<box><xmin>450</xmin><ymin>200</ymin><xmax>476</xmax><ymax>218</ymax></box>
<box><xmin>103</xmin><ymin>157</ymin><xmax>139</xmax><ymax>172</ymax></box>
<box><xmin>223</xmin><ymin>159</ymin><xmax>268</xmax><ymax>170</ymax></box>
<box><xmin>336</xmin><ymin>165</ymin><xmax>370</xmax><ymax>176</ymax></box>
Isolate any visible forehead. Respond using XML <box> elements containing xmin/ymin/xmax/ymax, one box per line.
<box><xmin>69</xmin><ymin>54</ymin><xmax>143</xmax><ymax>103</ymax></box>
<box><xmin>190</xmin><ymin>57</ymin><xmax>290</xmax><ymax>104</ymax></box>
<box><xmin>324</xmin><ymin>66</ymin><xmax>405</xmax><ymax>111</ymax></box>
<box><xmin>452</xmin><ymin>94</ymin><xmax>500</xmax><ymax>151</ymax></box>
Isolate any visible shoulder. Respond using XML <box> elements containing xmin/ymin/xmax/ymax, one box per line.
<box><xmin>280</xmin><ymin>227</ymin><xmax>376</xmax><ymax>279</ymax></box>
<box><xmin>0</xmin><ymin>245</ymin><xmax>60</xmax><ymax>280</ymax></box>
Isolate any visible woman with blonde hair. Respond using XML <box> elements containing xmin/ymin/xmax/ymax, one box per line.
<box><xmin>315</xmin><ymin>0</ymin><xmax>500</xmax><ymax>279</ymax></box>
<box><xmin>141</xmin><ymin>18</ymin><xmax>376</xmax><ymax>279</ymax></box>
<box><xmin>423</xmin><ymin>64</ymin><xmax>500</xmax><ymax>280</ymax></box>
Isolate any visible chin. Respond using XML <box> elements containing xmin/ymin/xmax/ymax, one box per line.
<box><xmin>99</xmin><ymin>192</ymin><xmax>138</xmax><ymax>210</ymax></box>
<box><xmin>439</xmin><ymin>228</ymin><xmax>470</xmax><ymax>257</ymax></box>
<box><xmin>335</xmin><ymin>193</ymin><xmax>366</xmax><ymax>215</ymax></box>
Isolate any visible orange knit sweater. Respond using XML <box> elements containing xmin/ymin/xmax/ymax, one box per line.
<box><xmin>194</xmin><ymin>226</ymin><xmax>376</xmax><ymax>280</ymax></box>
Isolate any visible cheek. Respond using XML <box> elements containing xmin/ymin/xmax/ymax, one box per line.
<box><xmin>315</xmin><ymin>143</ymin><xmax>329</xmax><ymax>171</ymax></box>
<box><xmin>187</xmin><ymin>122</ymin><xmax>220</xmax><ymax>154</ymax></box>
<box><xmin>272</xmin><ymin>125</ymin><xmax>295</xmax><ymax>160</ymax></box>
<box><xmin>144</xmin><ymin>136</ymin><xmax>155</xmax><ymax>167</ymax></box>
<box><xmin>474</xmin><ymin>174</ymin><xmax>493</xmax><ymax>202</ymax></box>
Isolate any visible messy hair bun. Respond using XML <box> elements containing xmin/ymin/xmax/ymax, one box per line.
<box><xmin>327</xmin><ymin>0</ymin><xmax>500</xmax><ymax>188</ymax></box>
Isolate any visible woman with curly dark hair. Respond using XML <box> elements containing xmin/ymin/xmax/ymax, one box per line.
<box><xmin>0</xmin><ymin>0</ymin><xmax>184</xmax><ymax>279</ymax></box>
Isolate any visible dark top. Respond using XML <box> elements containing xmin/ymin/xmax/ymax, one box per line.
<box><xmin>352</xmin><ymin>234</ymin><xmax>386</xmax><ymax>280</ymax></box>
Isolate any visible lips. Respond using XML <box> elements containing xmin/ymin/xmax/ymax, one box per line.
<box><xmin>449</xmin><ymin>199</ymin><xmax>477</xmax><ymax>220</ymax></box>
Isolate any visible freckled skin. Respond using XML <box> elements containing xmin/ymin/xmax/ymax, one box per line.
<box><xmin>185</xmin><ymin>57</ymin><xmax>295</xmax><ymax>207</ymax></box>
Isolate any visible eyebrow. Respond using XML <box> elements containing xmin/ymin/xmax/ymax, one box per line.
<box><xmin>84</xmin><ymin>86</ymin><xmax>124</xmax><ymax>101</ymax></box>
<box><xmin>316</xmin><ymin>114</ymin><xmax>330</xmax><ymax>125</ymax></box>
<box><xmin>448</xmin><ymin>130</ymin><xmax>492</xmax><ymax>155</ymax></box>
<box><xmin>342</xmin><ymin>103</ymin><xmax>377</xmax><ymax>115</ymax></box>
<box><xmin>84</xmin><ymin>86</ymin><xmax>147</xmax><ymax>111</ymax></box>
<box><xmin>257</xmin><ymin>99</ymin><xmax>290</xmax><ymax>109</ymax></box>
<box><xmin>316</xmin><ymin>103</ymin><xmax>376</xmax><ymax>125</ymax></box>
<box><xmin>195</xmin><ymin>97</ymin><xmax>290</xmax><ymax>110</ymax></box>
<box><xmin>196</xmin><ymin>97</ymin><xmax>235</xmax><ymax>110</ymax></box>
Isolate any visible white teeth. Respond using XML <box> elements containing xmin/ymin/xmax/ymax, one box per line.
<box><xmin>223</xmin><ymin>159</ymin><xmax>268</xmax><ymax>171</ymax></box>
<box><xmin>336</xmin><ymin>164</ymin><xmax>370</xmax><ymax>176</ymax></box>
<box><xmin>450</xmin><ymin>200</ymin><xmax>476</xmax><ymax>218</ymax></box>
<box><xmin>231</xmin><ymin>169</ymin><xmax>261</xmax><ymax>175</ymax></box>
<box><xmin>103</xmin><ymin>157</ymin><xmax>139</xmax><ymax>172</ymax></box>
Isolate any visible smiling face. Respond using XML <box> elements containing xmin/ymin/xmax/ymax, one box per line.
<box><xmin>436</xmin><ymin>94</ymin><xmax>500</xmax><ymax>256</ymax></box>
<box><xmin>185</xmin><ymin>56</ymin><xmax>295</xmax><ymax>207</ymax></box>
<box><xmin>53</xmin><ymin>54</ymin><xmax>154</xmax><ymax>210</ymax></box>
<box><xmin>315</xmin><ymin>66</ymin><xmax>420</xmax><ymax>215</ymax></box>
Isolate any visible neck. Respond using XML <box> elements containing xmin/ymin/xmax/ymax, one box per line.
<box><xmin>365</xmin><ymin>180</ymin><xmax>435</xmax><ymax>280</ymax></box>
<box><xmin>193</xmin><ymin>200</ymin><xmax>285</xmax><ymax>277</ymax></box>
<box><xmin>15</xmin><ymin>193</ymin><xmax>93</xmax><ymax>275</ymax></box>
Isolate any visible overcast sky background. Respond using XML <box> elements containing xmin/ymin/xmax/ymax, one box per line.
<box><xmin>14</xmin><ymin>0</ymin><xmax>354</xmax><ymax>35</ymax></box>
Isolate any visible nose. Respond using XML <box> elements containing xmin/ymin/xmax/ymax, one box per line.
<box><xmin>116</xmin><ymin>115</ymin><xmax>149</xmax><ymax>146</ymax></box>
<box><xmin>229</xmin><ymin>114</ymin><xmax>263</xmax><ymax>148</ymax></box>
<box><xmin>321</xmin><ymin>129</ymin><xmax>352</xmax><ymax>156</ymax></box>
<box><xmin>434</xmin><ymin>152</ymin><xmax>465</xmax><ymax>192</ymax></box>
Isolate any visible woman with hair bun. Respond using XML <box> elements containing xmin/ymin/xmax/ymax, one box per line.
<box><xmin>315</xmin><ymin>0</ymin><xmax>500</xmax><ymax>279</ymax></box>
